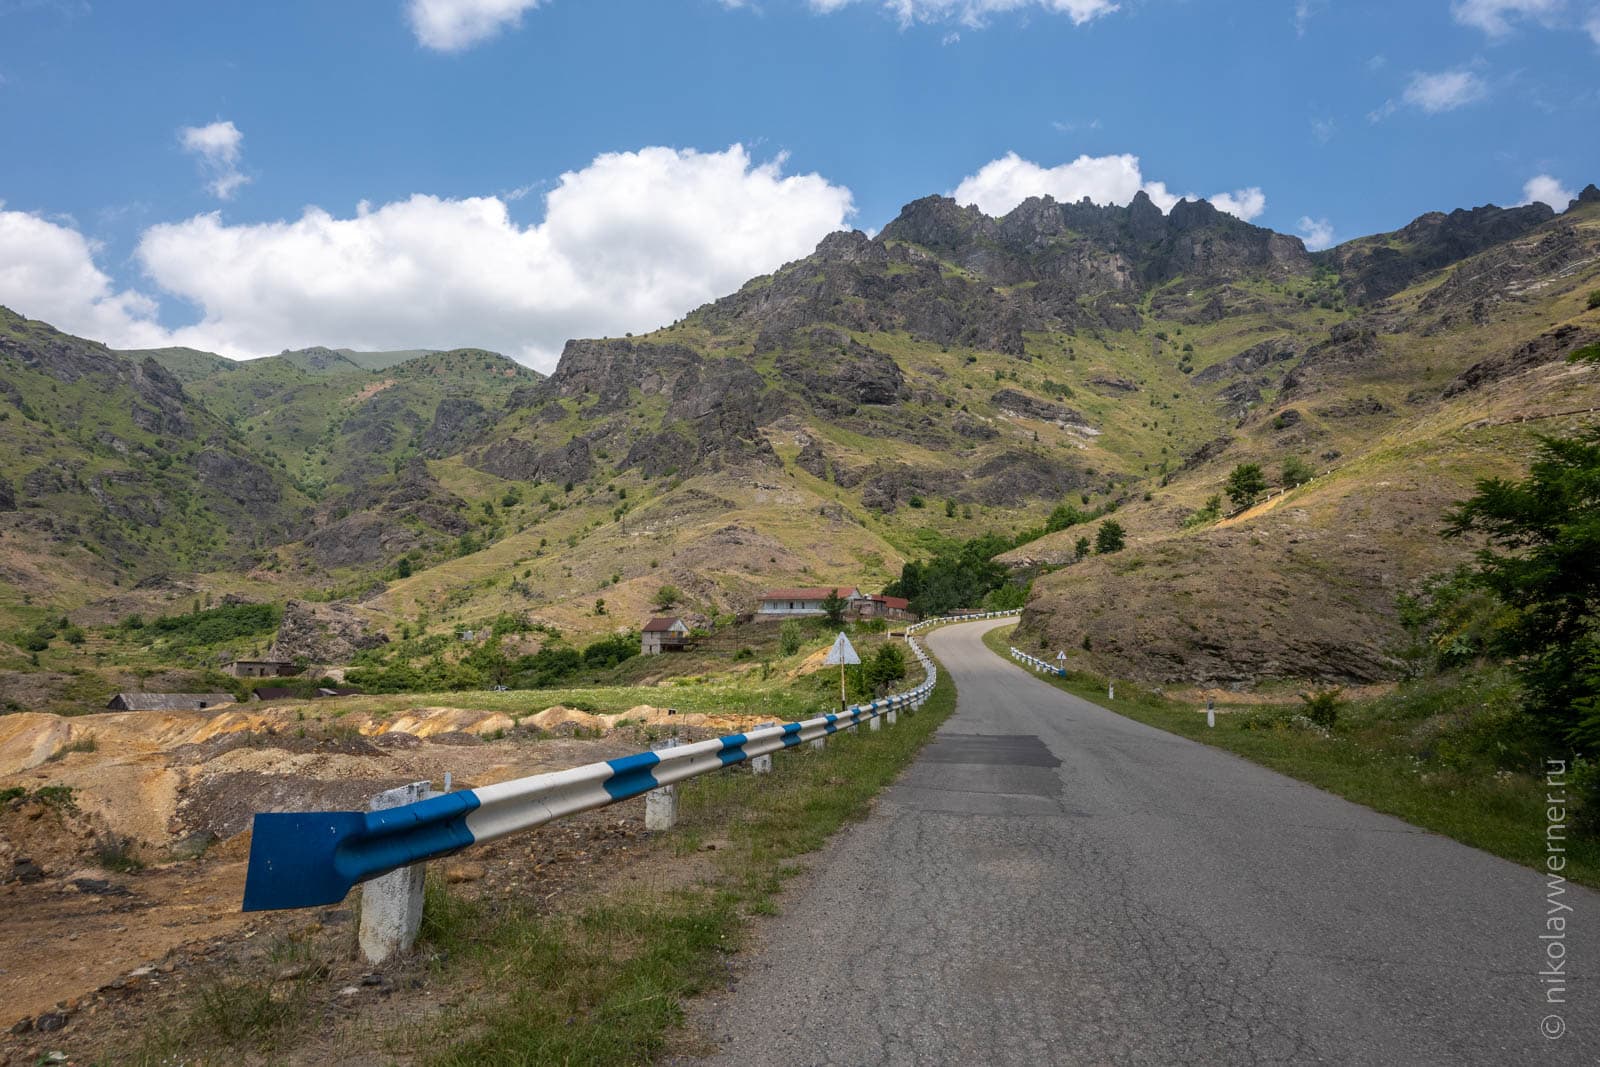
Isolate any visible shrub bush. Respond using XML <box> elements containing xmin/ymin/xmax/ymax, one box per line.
<box><xmin>1300</xmin><ymin>688</ymin><xmax>1344</xmax><ymax>729</ymax></box>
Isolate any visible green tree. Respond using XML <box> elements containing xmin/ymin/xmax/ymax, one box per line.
<box><xmin>1281</xmin><ymin>456</ymin><xmax>1315</xmax><ymax>488</ymax></box>
<box><xmin>1095</xmin><ymin>520</ymin><xmax>1126</xmax><ymax>554</ymax></box>
<box><xmin>653</xmin><ymin>584</ymin><xmax>681</xmax><ymax>610</ymax></box>
<box><xmin>1225</xmin><ymin>463</ymin><xmax>1268</xmax><ymax>509</ymax></box>
<box><xmin>779</xmin><ymin>620</ymin><xmax>804</xmax><ymax>656</ymax></box>
<box><xmin>1588</xmin><ymin>289</ymin><xmax>1600</xmax><ymax>311</ymax></box>
<box><xmin>593</xmin><ymin>598</ymin><xmax>607</xmax><ymax>616</ymax></box>
<box><xmin>1046</xmin><ymin>503</ymin><xmax>1088</xmax><ymax>532</ymax></box>
<box><xmin>394</xmin><ymin>556</ymin><xmax>412</xmax><ymax>579</ymax></box>
<box><xmin>821</xmin><ymin>588</ymin><xmax>848</xmax><ymax>626</ymax></box>
<box><xmin>1074</xmin><ymin>536</ymin><xmax>1091</xmax><ymax>561</ymax></box>
<box><xmin>1445</xmin><ymin>429</ymin><xmax>1600</xmax><ymax>747</ymax></box>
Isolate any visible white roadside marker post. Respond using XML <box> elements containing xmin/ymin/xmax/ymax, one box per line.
<box><xmin>358</xmin><ymin>779</ymin><xmax>437</xmax><ymax>965</ymax></box>
<box><xmin>1108</xmin><ymin>682</ymin><xmax>1115</xmax><ymax>701</ymax></box>
<box><xmin>645</xmin><ymin>737</ymin><xmax>680</xmax><ymax>831</ymax></box>
<box><xmin>1207</xmin><ymin>697</ymin><xmax>1215</xmax><ymax>729</ymax></box>
<box><xmin>751</xmin><ymin>723</ymin><xmax>774</xmax><ymax>775</ymax></box>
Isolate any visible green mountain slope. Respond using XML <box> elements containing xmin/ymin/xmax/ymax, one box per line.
<box><xmin>3</xmin><ymin>182</ymin><xmax>1598</xmax><ymax>707</ymax></box>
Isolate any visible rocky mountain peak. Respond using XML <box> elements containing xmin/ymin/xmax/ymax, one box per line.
<box><xmin>878</xmin><ymin>195</ymin><xmax>995</xmax><ymax>253</ymax></box>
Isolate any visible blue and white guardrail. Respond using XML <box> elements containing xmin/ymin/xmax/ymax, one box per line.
<box><xmin>241</xmin><ymin>637</ymin><xmax>939</xmax><ymax>912</ymax></box>
<box><xmin>1011</xmin><ymin>646</ymin><xmax>1067</xmax><ymax>678</ymax></box>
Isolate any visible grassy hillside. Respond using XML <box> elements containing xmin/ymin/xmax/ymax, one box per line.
<box><xmin>1006</xmin><ymin>198</ymin><xmax>1600</xmax><ymax>685</ymax></box>
<box><xmin>3</xmin><ymin>186</ymin><xmax>1598</xmax><ymax>713</ymax></box>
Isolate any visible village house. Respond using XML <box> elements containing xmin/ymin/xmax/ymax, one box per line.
<box><xmin>754</xmin><ymin>587</ymin><xmax>868</xmax><ymax>618</ymax></box>
<box><xmin>223</xmin><ymin>658</ymin><xmax>299</xmax><ymax>679</ymax></box>
<box><xmin>858</xmin><ymin>594</ymin><xmax>916</xmax><ymax>621</ymax></box>
<box><xmin>106</xmin><ymin>692</ymin><xmax>236</xmax><ymax>712</ymax></box>
<box><xmin>753</xmin><ymin>587</ymin><xmax>916</xmax><ymax>621</ymax></box>
<box><xmin>640</xmin><ymin>617</ymin><xmax>692</xmax><ymax>655</ymax></box>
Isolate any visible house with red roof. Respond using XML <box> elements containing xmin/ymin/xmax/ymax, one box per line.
<box><xmin>755</xmin><ymin>586</ymin><xmax>867</xmax><ymax>618</ymax></box>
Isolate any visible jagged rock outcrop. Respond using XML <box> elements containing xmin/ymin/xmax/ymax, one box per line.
<box><xmin>0</xmin><ymin>476</ymin><xmax>14</xmax><ymax>512</ymax></box>
<box><xmin>1318</xmin><ymin>201</ymin><xmax>1556</xmax><ymax>305</ymax></box>
<box><xmin>305</xmin><ymin>512</ymin><xmax>424</xmax><ymax>568</ymax></box>
<box><xmin>991</xmin><ymin>388</ymin><xmax>1093</xmax><ymax>430</ymax></box>
<box><xmin>971</xmin><ymin>450</ymin><xmax>1090</xmax><ymax>505</ymax></box>
<box><xmin>1193</xmin><ymin>338</ymin><xmax>1300</xmax><ymax>384</ymax></box>
<box><xmin>1443</xmin><ymin>324</ymin><xmax>1600</xmax><ymax>397</ymax></box>
<box><xmin>270</xmin><ymin>600</ymin><xmax>389</xmax><ymax>665</ymax></box>
<box><xmin>418</xmin><ymin>396</ymin><xmax>488</xmax><ymax>457</ymax></box>
<box><xmin>795</xmin><ymin>437</ymin><xmax>829</xmax><ymax>479</ymax></box>
<box><xmin>470</xmin><ymin>436</ymin><xmax>594</xmax><ymax>485</ymax></box>
<box><xmin>194</xmin><ymin>450</ymin><xmax>282</xmax><ymax>506</ymax></box>
<box><xmin>774</xmin><ymin>332</ymin><xmax>910</xmax><ymax>412</ymax></box>
<box><xmin>622</xmin><ymin>405</ymin><xmax>776</xmax><ymax>477</ymax></box>
<box><xmin>541</xmin><ymin>338</ymin><xmax>705</xmax><ymax>412</ymax></box>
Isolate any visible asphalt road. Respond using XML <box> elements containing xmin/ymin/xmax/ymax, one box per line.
<box><xmin>697</xmin><ymin>619</ymin><xmax>1599</xmax><ymax>1065</ymax></box>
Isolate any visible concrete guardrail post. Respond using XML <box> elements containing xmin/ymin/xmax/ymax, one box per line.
<box><xmin>751</xmin><ymin>723</ymin><xmax>775</xmax><ymax>774</ymax></box>
<box><xmin>358</xmin><ymin>779</ymin><xmax>438</xmax><ymax>965</ymax></box>
<box><xmin>645</xmin><ymin>737</ymin><xmax>680</xmax><ymax>831</ymax></box>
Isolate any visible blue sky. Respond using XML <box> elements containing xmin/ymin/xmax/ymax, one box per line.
<box><xmin>0</xmin><ymin>0</ymin><xmax>1596</xmax><ymax>367</ymax></box>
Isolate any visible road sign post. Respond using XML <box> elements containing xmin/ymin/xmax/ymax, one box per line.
<box><xmin>825</xmin><ymin>632</ymin><xmax>861</xmax><ymax>713</ymax></box>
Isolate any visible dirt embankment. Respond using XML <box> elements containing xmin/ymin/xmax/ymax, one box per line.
<box><xmin>0</xmin><ymin>700</ymin><xmax>774</xmax><ymax>1033</ymax></box>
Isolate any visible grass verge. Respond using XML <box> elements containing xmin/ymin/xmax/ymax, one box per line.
<box><xmin>983</xmin><ymin>624</ymin><xmax>1600</xmax><ymax>888</ymax></box>
<box><xmin>396</xmin><ymin>668</ymin><xmax>958</xmax><ymax>1064</ymax></box>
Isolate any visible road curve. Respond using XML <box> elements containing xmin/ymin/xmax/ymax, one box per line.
<box><xmin>696</xmin><ymin>618</ymin><xmax>1599</xmax><ymax>1066</ymax></box>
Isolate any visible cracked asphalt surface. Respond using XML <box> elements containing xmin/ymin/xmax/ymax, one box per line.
<box><xmin>697</xmin><ymin>619</ymin><xmax>1599</xmax><ymax>1065</ymax></box>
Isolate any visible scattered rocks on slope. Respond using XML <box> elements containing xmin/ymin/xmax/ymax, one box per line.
<box><xmin>1442</xmin><ymin>323</ymin><xmax>1600</xmax><ymax>398</ymax></box>
<box><xmin>269</xmin><ymin>600</ymin><xmax>388</xmax><ymax>665</ymax></box>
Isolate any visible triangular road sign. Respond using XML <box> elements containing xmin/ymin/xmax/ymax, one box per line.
<box><xmin>824</xmin><ymin>632</ymin><xmax>861</xmax><ymax>666</ymax></box>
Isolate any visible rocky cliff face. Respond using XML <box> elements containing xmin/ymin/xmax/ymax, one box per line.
<box><xmin>1317</xmin><ymin>202</ymin><xmax>1555</xmax><ymax>305</ymax></box>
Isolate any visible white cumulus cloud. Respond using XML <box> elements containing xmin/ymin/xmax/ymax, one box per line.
<box><xmin>1401</xmin><ymin>69</ymin><xmax>1488</xmax><ymax>113</ymax></box>
<box><xmin>1519</xmin><ymin>173</ymin><xmax>1576</xmax><ymax>209</ymax></box>
<box><xmin>1297</xmin><ymin>216</ymin><xmax>1336</xmax><ymax>251</ymax></box>
<box><xmin>1450</xmin><ymin>0</ymin><xmax>1564</xmax><ymax>37</ymax></box>
<box><xmin>406</xmin><ymin>0</ymin><xmax>545</xmax><ymax>51</ymax></box>
<box><xmin>814</xmin><ymin>0</ymin><xmax>1119</xmax><ymax>26</ymax></box>
<box><xmin>408</xmin><ymin>0</ymin><xmax>1117</xmax><ymax>49</ymax></box>
<box><xmin>1586</xmin><ymin>7</ymin><xmax>1600</xmax><ymax>44</ymax></box>
<box><xmin>951</xmin><ymin>152</ymin><xmax>1266</xmax><ymax>221</ymax></box>
<box><xmin>128</xmin><ymin>144</ymin><xmax>853</xmax><ymax>368</ymax></box>
<box><xmin>179</xmin><ymin>120</ymin><xmax>249</xmax><ymax>200</ymax></box>
<box><xmin>0</xmin><ymin>203</ymin><xmax>169</xmax><ymax>346</ymax></box>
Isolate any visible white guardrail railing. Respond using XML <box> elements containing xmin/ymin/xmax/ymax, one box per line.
<box><xmin>1010</xmin><ymin>646</ymin><xmax>1068</xmax><ymax>678</ymax></box>
<box><xmin>242</xmin><ymin>632</ymin><xmax>959</xmax><ymax>912</ymax></box>
<box><xmin>904</xmin><ymin>607</ymin><xmax>1021</xmax><ymax>635</ymax></box>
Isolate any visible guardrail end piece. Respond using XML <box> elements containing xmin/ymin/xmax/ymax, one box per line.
<box><xmin>242</xmin><ymin>811</ymin><xmax>367</xmax><ymax>912</ymax></box>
